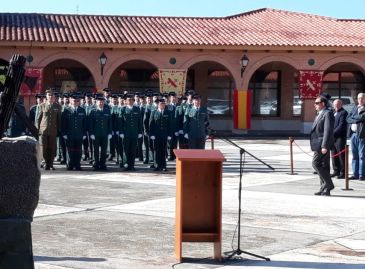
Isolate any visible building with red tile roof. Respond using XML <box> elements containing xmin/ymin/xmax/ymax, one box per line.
<box><xmin>1</xmin><ymin>8</ymin><xmax>365</xmax><ymax>134</ymax></box>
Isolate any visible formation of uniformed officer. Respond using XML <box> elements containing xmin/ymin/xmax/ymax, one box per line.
<box><xmin>90</xmin><ymin>94</ymin><xmax>112</xmax><ymax>171</ymax></box>
<box><xmin>118</xmin><ymin>94</ymin><xmax>142</xmax><ymax>171</ymax></box>
<box><xmin>183</xmin><ymin>94</ymin><xmax>210</xmax><ymax>149</ymax></box>
<box><xmin>149</xmin><ymin>98</ymin><xmax>172</xmax><ymax>171</ymax></box>
<box><xmin>36</xmin><ymin>89</ymin><xmax>62</xmax><ymax>170</ymax></box>
<box><xmin>30</xmin><ymin>87</ymin><xmax>209</xmax><ymax>171</ymax></box>
<box><xmin>61</xmin><ymin>93</ymin><xmax>87</xmax><ymax>170</ymax></box>
<box><xmin>81</xmin><ymin>92</ymin><xmax>95</xmax><ymax>161</ymax></box>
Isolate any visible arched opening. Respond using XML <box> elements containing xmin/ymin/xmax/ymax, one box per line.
<box><xmin>108</xmin><ymin>60</ymin><xmax>158</xmax><ymax>93</ymax></box>
<box><xmin>323</xmin><ymin>62</ymin><xmax>365</xmax><ymax>112</ymax></box>
<box><xmin>248</xmin><ymin>62</ymin><xmax>299</xmax><ymax>118</ymax></box>
<box><xmin>43</xmin><ymin>59</ymin><xmax>95</xmax><ymax>93</ymax></box>
<box><xmin>187</xmin><ymin>61</ymin><xmax>236</xmax><ymax>117</ymax></box>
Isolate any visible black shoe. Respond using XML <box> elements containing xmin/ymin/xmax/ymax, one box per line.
<box><xmin>168</xmin><ymin>157</ymin><xmax>175</xmax><ymax>161</ymax></box>
<box><xmin>150</xmin><ymin>164</ymin><xmax>156</xmax><ymax>169</ymax></box>
<box><xmin>67</xmin><ymin>166</ymin><xmax>73</xmax><ymax>171</ymax></box>
<box><xmin>359</xmin><ymin>177</ymin><xmax>365</xmax><ymax>181</ymax></box>
<box><xmin>99</xmin><ymin>165</ymin><xmax>107</xmax><ymax>171</ymax></box>
<box><xmin>143</xmin><ymin>160</ymin><xmax>149</xmax><ymax>164</ymax></box>
<box><xmin>60</xmin><ymin>160</ymin><xmax>66</xmax><ymax>165</ymax></box>
<box><xmin>130</xmin><ymin>167</ymin><xmax>136</xmax><ymax>171</ymax></box>
<box><xmin>50</xmin><ymin>166</ymin><xmax>56</xmax><ymax>170</ymax></box>
<box><xmin>313</xmin><ymin>171</ymin><xmax>318</xmax><ymax>174</ymax></box>
<box><xmin>153</xmin><ymin>167</ymin><xmax>162</xmax><ymax>171</ymax></box>
<box><xmin>108</xmin><ymin>157</ymin><xmax>114</xmax><ymax>161</ymax></box>
<box><xmin>330</xmin><ymin>173</ymin><xmax>339</xmax><ymax>178</ymax></box>
<box><xmin>83</xmin><ymin>157</ymin><xmax>88</xmax><ymax>161</ymax></box>
<box><xmin>89</xmin><ymin>160</ymin><xmax>94</xmax><ymax>164</ymax></box>
<box><xmin>75</xmin><ymin>167</ymin><xmax>83</xmax><ymax>171</ymax></box>
<box><xmin>45</xmin><ymin>166</ymin><xmax>50</xmax><ymax>171</ymax></box>
<box><xmin>119</xmin><ymin>163</ymin><xmax>125</xmax><ymax>168</ymax></box>
<box><xmin>349</xmin><ymin>176</ymin><xmax>359</xmax><ymax>180</ymax></box>
<box><xmin>93</xmin><ymin>165</ymin><xmax>99</xmax><ymax>171</ymax></box>
<box><xmin>123</xmin><ymin>167</ymin><xmax>131</xmax><ymax>171</ymax></box>
<box><xmin>162</xmin><ymin>167</ymin><xmax>168</xmax><ymax>172</ymax></box>
<box><xmin>314</xmin><ymin>191</ymin><xmax>322</xmax><ymax>196</ymax></box>
<box><xmin>321</xmin><ymin>190</ymin><xmax>331</xmax><ymax>196</ymax></box>
<box><xmin>337</xmin><ymin>174</ymin><xmax>345</xmax><ymax>179</ymax></box>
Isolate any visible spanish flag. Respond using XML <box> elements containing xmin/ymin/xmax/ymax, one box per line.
<box><xmin>233</xmin><ymin>89</ymin><xmax>252</xmax><ymax>129</ymax></box>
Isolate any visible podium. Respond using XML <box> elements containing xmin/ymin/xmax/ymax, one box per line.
<box><xmin>174</xmin><ymin>149</ymin><xmax>225</xmax><ymax>261</ymax></box>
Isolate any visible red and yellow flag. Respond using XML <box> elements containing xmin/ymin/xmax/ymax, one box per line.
<box><xmin>233</xmin><ymin>89</ymin><xmax>252</xmax><ymax>129</ymax></box>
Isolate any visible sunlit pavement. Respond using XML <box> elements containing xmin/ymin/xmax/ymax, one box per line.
<box><xmin>33</xmin><ymin>138</ymin><xmax>365</xmax><ymax>269</ymax></box>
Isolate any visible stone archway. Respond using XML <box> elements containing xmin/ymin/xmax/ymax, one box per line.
<box><xmin>242</xmin><ymin>55</ymin><xmax>299</xmax><ymax>90</ymax></box>
<box><xmin>43</xmin><ymin>58</ymin><xmax>96</xmax><ymax>93</ymax></box>
<box><xmin>181</xmin><ymin>54</ymin><xmax>240</xmax><ymax>89</ymax></box>
<box><xmin>108</xmin><ymin>59</ymin><xmax>159</xmax><ymax>93</ymax></box>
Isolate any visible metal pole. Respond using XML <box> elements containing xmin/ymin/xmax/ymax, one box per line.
<box><xmin>289</xmin><ymin>137</ymin><xmax>294</xmax><ymax>175</ymax></box>
<box><xmin>342</xmin><ymin>144</ymin><xmax>353</xmax><ymax>191</ymax></box>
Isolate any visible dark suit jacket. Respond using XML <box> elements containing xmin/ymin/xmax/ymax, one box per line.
<box><xmin>333</xmin><ymin>108</ymin><xmax>348</xmax><ymax>139</ymax></box>
<box><xmin>310</xmin><ymin>108</ymin><xmax>335</xmax><ymax>152</ymax></box>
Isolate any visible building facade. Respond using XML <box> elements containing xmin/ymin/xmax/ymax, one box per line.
<box><xmin>1</xmin><ymin>8</ymin><xmax>365</xmax><ymax>134</ymax></box>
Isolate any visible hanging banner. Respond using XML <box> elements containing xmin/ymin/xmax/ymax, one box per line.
<box><xmin>159</xmin><ymin>69</ymin><xmax>187</xmax><ymax>95</ymax></box>
<box><xmin>20</xmin><ymin>67</ymin><xmax>43</xmax><ymax>96</ymax></box>
<box><xmin>299</xmin><ymin>70</ymin><xmax>323</xmax><ymax>99</ymax></box>
<box><xmin>233</xmin><ymin>89</ymin><xmax>252</xmax><ymax>129</ymax></box>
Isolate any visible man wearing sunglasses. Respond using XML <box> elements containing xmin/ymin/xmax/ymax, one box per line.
<box><xmin>310</xmin><ymin>94</ymin><xmax>335</xmax><ymax>196</ymax></box>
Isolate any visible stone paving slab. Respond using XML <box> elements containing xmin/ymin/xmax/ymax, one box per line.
<box><xmin>31</xmin><ymin>139</ymin><xmax>365</xmax><ymax>269</ymax></box>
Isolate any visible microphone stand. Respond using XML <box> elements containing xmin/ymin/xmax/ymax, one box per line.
<box><xmin>210</xmin><ymin>131</ymin><xmax>272</xmax><ymax>261</ymax></box>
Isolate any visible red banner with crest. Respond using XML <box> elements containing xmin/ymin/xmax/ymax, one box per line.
<box><xmin>299</xmin><ymin>71</ymin><xmax>323</xmax><ymax>99</ymax></box>
<box><xmin>20</xmin><ymin>67</ymin><xmax>43</xmax><ymax>96</ymax></box>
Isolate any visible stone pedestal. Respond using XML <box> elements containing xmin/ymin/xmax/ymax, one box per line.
<box><xmin>0</xmin><ymin>136</ymin><xmax>40</xmax><ymax>269</ymax></box>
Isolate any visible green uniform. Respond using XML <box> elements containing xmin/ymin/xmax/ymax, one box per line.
<box><xmin>149</xmin><ymin>109</ymin><xmax>172</xmax><ymax>171</ymax></box>
<box><xmin>118</xmin><ymin>105</ymin><xmax>142</xmax><ymax>170</ymax></box>
<box><xmin>167</xmin><ymin>103</ymin><xmax>178</xmax><ymax>159</ymax></box>
<box><xmin>176</xmin><ymin>103</ymin><xmax>188</xmax><ymax>149</ymax></box>
<box><xmin>90</xmin><ymin>106</ymin><xmax>112</xmax><ymax>170</ymax></box>
<box><xmin>61</xmin><ymin>105</ymin><xmax>87</xmax><ymax>170</ymax></box>
<box><xmin>143</xmin><ymin>103</ymin><xmax>153</xmax><ymax>163</ymax></box>
<box><xmin>109</xmin><ymin>104</ymin><xmax>119</xmax><ymax>160</ymax></box>
<box><xmin>183</xmin><ymin>106</ymin><xmax>209</xmax><ymax>149</ymax></box>
<box><xmin>82</xmin><ymin>103</ymin><xmax>96</xmax><ymax>160</ymax></box>
<box><xmin>36</xmin><ymin>102</ymin><xmax>62</xmax><ymax>169</ymax></box>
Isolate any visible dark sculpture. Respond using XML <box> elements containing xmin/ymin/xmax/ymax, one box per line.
<box><xmin>0</xmin><ymin>55</ymin><xmax>40</xmax><ymax>269</ymax></box>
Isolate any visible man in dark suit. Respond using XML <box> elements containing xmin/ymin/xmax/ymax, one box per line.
<box><xmin>310</xmin><ymin>95</ymin><xmax>335</xmax><ymax>196</ymax></box>
<box><xmin>331</xmin><ymin>99</ymin><xmax>348</xmax><ymax>179</ymax></box>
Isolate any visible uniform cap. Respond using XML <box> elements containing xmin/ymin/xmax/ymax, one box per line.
<box><xmin>192</xmin><ymin>94</ymin><xmax>202</xmax><ymax>100</ymax></box>
<box><xmin>103</xmin><ymin>88</ymin><xmax>112</xmax><ymax>92</ymax></box>
<box><xmin>168</xmin><ymin>91</ymin><xmax>177</xmax><ymax>97</ymax></box>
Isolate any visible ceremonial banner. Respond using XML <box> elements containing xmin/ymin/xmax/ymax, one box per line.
<box><xmin>233</xmin><ymin>90</ymin><xmax>252</xmax><ymax>129</ymax></box>
<box><xmin>159</xmin><ymin>69</ymin><xmax>187</xmax><ymax>95</ymax></box>
<box><xmin>20</xmin><ymin>67</ymin><xmax>43</xmax><ymax>96</ymax></box>
<box><xmin>299</xmin><ymin>70</ymin><xmax>323</xmax><ymax>99</ymax></box>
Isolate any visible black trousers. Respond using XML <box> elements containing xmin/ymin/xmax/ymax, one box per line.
<box><xmin>143</xmin><ymin>134</ymin><xmax>150</xmax><ymax>162</ymax></box>
<box><xmin>137</xmin><ymin>137</ymin><xmax>143</xmax><ymax>161</ymax></box>
<box><xmin>155</xmin><ymin>138</ymin><xmax>167</xmax><ymax>169</ymax></box>
<box><xmin>93</xmin><ymin>136</ymin><xmax>108</xmax><ymax>167</ymax></box>
<box><xmin>66</xmin><ymin>139</ymin><xmax>82</xmax><ymax>168</ymax></box>
<box><xmin>331</xmin><ymin>136</ymin><xmax>346</xmax><ymax>176</ymax></box>
<box><xmin>124</xmin><ymin>137</ymin><xmax>137</xmax><ymax>168</ymax></box>
<box><xmin>109</xmin><ymin>133</ymin><xmax>118</xmax><ymax>158</ymax></box>
<box><xmin>312</xmin><ymin>151</ymin><xmax>334</xmax><ymax>192</ymax></box>
<box><xmin>169</xmin><ymin>135</ymin><xmax>178</xmax><ymax>159</ymax></box>
<box><xmin>188</xmin><ymin>138</ymin><xmax>206</xmax><ymax>149</ymax></box>
<box><xmin>178</xmin><ymin>134</ymin><xmax>188</xmax><ymax>149</ymax></box>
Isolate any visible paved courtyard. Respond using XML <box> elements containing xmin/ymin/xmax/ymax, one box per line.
<box><xmin>32</xmin><ymin>138</ymin><xmax>365</xmax><ymax>269</ymax></box>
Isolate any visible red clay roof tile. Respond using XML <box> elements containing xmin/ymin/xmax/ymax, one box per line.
<box><xmin>0</xmin><ymin>8</ymin><xmax>365</xmax><ymax>48</ymax></box>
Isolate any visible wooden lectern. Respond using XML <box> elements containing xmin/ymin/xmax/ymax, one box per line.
<box><xmin>174</xmin><ymin>149</ymin><xmax>225</xmax><ymax>262</ymax></box>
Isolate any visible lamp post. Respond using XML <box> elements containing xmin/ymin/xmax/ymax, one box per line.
<box><xmin>99</xmin><ymin>52</ymin><xmax>107</xmax><ymax>76</ymax></box>
<box><xmin>240</xmin><ymin>54</ymin><xmax>249</xmax><ymax>78</ymax></box>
